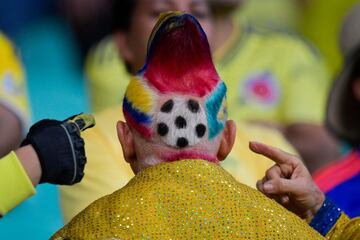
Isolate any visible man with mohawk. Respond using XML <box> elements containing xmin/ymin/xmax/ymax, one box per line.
<box><xmin>60</xmin><ymin>1</ymin><xmax>298</xmax><ymax>222</ymax></box>
<box><xmin>51</xmin><ymin>13</ymin><xmax>323</xmax><ymax>239</ymax></box>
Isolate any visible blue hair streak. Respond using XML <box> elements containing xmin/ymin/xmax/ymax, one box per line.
<box><xmin>205</xmin><ymin>81</ymin><xmax>227</xmax><ymax>139</ymax></box>
<box><xmin>123</xmin><ymin>97</ymin><xmax>152</xmax><ymax>125</ymax></box>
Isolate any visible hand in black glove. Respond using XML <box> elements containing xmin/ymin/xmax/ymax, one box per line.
<box><xmin>21</xmin><ymin>114</ymin><xmax>95</xmax><ymax>185</ymax></box>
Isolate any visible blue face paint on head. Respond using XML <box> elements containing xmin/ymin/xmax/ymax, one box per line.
<box><xmin>123</xmin><ymin>97</ymin><xmax>152</xmax><ymax>125</ymax></box>
<box><xmin>205</xmin><ymin>81</ymin><xmax>227</xmax><ymax>139</ymax></box>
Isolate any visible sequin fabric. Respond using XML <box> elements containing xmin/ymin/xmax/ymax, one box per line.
<box><xmin>310</xmin><ymin>198</ymin><xmax>342</xmax><ymax>236</ymax></box>
<box><xmin>52</xmin><ymin>160</ymin><xmax>323</xmax><ymax>240</ymax></box>
<box><xmin>325</xmin><ymin>213</ymin><xmax>360</xmax><ymax>240</ymax></box>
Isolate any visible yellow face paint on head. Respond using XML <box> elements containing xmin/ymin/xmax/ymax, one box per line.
<box><xmin>125</xmin><ymin>76</ymin><xmax>155</xmax><ymax>114</ymax></box>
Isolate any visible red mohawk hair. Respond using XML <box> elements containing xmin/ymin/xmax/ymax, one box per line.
<box><xmin>141</xmin><ymin>13</ymin><xmax>220</xmax><ymax>97</ymax></box>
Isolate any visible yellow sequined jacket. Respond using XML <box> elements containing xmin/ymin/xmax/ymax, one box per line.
<box><xmin>326</xmin><ymin>214</ymin><xmax>360</xmax><ymax>239</ymax></box>
<box><xmin>52</xmin><ymin>160</ymin><xmax>326</xmax><ymax>240</ymax></box>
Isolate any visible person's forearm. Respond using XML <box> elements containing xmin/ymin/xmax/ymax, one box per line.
<box><xmin>284</xmin><ymin>124</ymin><xmax>341</xmax><ymax>174</ymax></box>
<box><xmin>15</xmin><ymin>145</ymin><xmax>42</xmax><ymax>186</ymax></box>
<box><xmin>0</xmin><ymin>106</ymin><xmax>22</xmax><ymax>158</ymax></box>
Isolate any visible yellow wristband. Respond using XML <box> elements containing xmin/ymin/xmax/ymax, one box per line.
<box><xmin>0</xmin><ymin>151</ymin><xmax>36</xmax><ymax>216</ymax></box>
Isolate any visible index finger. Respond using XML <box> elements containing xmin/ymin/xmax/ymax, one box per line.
<box><xmin>249</xmin><ymin>141</ymin><xmax>300</xmax><ymax>166</ymax></box>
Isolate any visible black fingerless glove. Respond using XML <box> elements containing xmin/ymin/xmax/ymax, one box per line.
<box><xmin>21</xmin><ymin>114</ymin><xmax>95</xmax><ymax>185</ymax></box>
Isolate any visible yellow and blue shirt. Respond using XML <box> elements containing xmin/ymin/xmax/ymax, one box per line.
<box><xmin>214</xmin><ymin>21</ymin><xmax>329</xmax><ymax>125</ymax></box>
<box><xmin>85</xmin><ymin>36</ymin><xmax>130</xmax><ymax>113</ymax></box>
<box><xmin>236</xmin><ymin>0</ymin><xmax>359</xmax><ymax>77</ymax></box>
<box><xmin>238</xmin><ymin>0</ymin><xmax>300</xmax><ymax>31</ymax></box>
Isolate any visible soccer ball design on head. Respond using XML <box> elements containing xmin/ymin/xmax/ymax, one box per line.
<box><xmin>123</xmin><ymin>12</ymin><xmax>227</xmax><ymax>150</ymax></box>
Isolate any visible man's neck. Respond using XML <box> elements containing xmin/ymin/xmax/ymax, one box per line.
<box><xmin>160</xmin><ymin>151</ymin><xmax>219</xmax><ymax>164</ymax></box>
<box><xmin>134</xmin><ymin>153</ymin><xmax>219</xmax><ymax>174</ymax></box>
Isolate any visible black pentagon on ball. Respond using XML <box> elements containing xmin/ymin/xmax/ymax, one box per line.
<box><xmin>176</xmin><ymin>137</ymin><xmax>189</xmax><ymax>148</ymax></box>
<box><xmin>196</xmin><ymin>124</ymin><xmax>206</xmax><ymax>138</ymax></box>
<box><xmin>160</xmin><ymin>99</ymin><xmax>174</xmax><ymax>113</ymax></box>
<box><xmin>175</xmin><ymin>116</ymin><xmax>187</xmax><ymax>129</ymax></box>
<box><xmin>157</xmin><ymin>122</ymin><xmax>169</xmax><ymax>136</ymax></box>
<box><xmin>187</xmin><ymin>99</ymin><xmax>200</xmax><ymax>113</ymax></box>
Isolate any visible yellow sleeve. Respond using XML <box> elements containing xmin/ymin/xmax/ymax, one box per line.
<box><xmin>60</xmin><ymin>106</ymin><xmax>134</xmax><ymax>222</ymax></box>
<box><xmin>85</xmin><ymin>36</ymin><xmax>130</xmax><ymax>113</ymax></box>
<box><xmin>0</xmin><ymin>151</ymin><xmax>36</xmax><ymax>216</ymax></box>
<box><xmin>325</xmin><ymin>213</ymin><xmax>360</xmax><ymax>240</ymax></box>
<box><xmin>0</xmin><ymin>33</ymin><xmax>31</xmax><ymax>133</ymax></box>
<box><xmin>281</xmin><ymin>38</ymin><xmax>330</xmax><ymax>124</ymax></box>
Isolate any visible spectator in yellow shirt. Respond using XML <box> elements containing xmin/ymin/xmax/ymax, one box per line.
<box><xmin>85</xmin><ymin>0</ymin><xmax>340</xmax><ymax>173</ymax></box>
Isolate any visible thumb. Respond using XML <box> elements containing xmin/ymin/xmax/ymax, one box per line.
<box><xmin>64</xmin><ymin>113</ymin><xmax>96</xmax><ymax>132</ymax></box>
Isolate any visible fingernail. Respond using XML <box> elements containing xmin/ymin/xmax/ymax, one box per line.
<box><xmin>249</xmin><ymin>142</ymin><xmax>259</xmax><ymax>151</ymax></box>
<box><xmin>263</xmin><ymin>183</ymin><xmax>274</xmax><ymax>191</ymax></box>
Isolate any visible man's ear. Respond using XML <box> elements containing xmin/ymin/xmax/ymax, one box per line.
<box><xmin>114</xmin><ymin>32</ymin><xmax>134</xmax><ymax>67</ymax></box>
<box><xmin>217</xmin><ymin>120</ymin><xmax>236</xmax><ymax>161</ymax></box>
<box><xmin>117</xmin><ymin>121</ymin><xmax>136</xmax><ymax>163</ymax></box>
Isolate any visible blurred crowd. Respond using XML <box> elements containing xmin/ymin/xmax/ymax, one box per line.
<box><xmin>0</xmin><ymin>0</ymin><xmax>359</xmax><ymax>238</ymax></box>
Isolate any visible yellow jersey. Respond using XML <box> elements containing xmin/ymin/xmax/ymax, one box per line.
<box><xmin>0</xmin><ymin>33</ymin><xmax>30</xmax><ymax>132</ymax></box>
<box><xmin>238</xmin><ymin>0</ymin><xmax>300</xmax><ymax>31</ymax></box>
<box><xmin>214</xmin><ymin>21</ymin><xmax>329</xmax><ymax>125</ymax></box>
<box><xmin>85</xmin><ymin>36</ymin><xmax>130</xmax><ymax>113</ymax></box>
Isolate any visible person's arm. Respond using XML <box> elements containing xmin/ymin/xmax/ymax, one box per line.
<box><xmin>281</xmin><ymin>37</ymin><xmax>341</xmax><ymax>174</ymax></box>
<box><xmin>249</xmin><ymin>141</ymin><xmax>360</xmax><ymax>239</ymax></box>
<box><xmin>0</xmin><ymin>105</ymin><xmax>22</xmax><ymax>158</ymax></box>
<box><xmin>15</xmin><ymin>145</ymin><xmax>41</xmax><ymax>186</ymax></box>
<box><xmin>283</xmin><ymin>123</ymin><xmax>341</xmax><ymax>174</ymax></box>
<box><xmin>0</xmin><ymin>114</ymin><xmax>95</xmax><ymax>217</ymax></box>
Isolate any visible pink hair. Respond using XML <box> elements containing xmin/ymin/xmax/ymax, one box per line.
<box><xmin>144</xmin><ymin>17</ymin><xmax>220</xmax><ymax>97</ymax></box>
